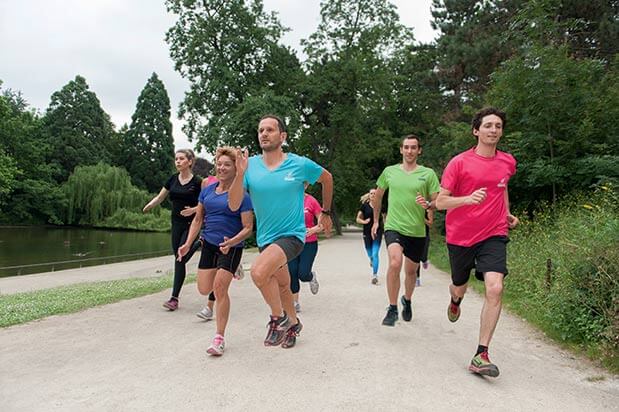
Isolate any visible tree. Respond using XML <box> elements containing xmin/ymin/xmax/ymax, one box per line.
<box><xmin>165</xmin><ymin>0</ymin><xmax>303</xmax><ymax>152</ymax></box>
<box><xmin>430</xmin><ymin>0</ymin><xmax>524</xmax><ymax>115</ymax></box>
<box><xmin>298</xmin><ymin>0</ymin><xmax>415</xmax><ymax>221</ymax></box>
<box><xmin>487</xmin><ymin>45</ymin><xmax>619</xmax><ymax>206</ymax></box>
<box><xmin>0</xmin><ymin>84</ymin><xmax>66</xmax><ymax>223</ymax></box>
<box><xmin>44</xmin><ymin>75</ymin><xmax>115</xmax><ymax>182</ymax></box>
<box><xmin>122</xmin><ymin>73</ymin><xmax>175</xmax><ymax>193</ymax></box>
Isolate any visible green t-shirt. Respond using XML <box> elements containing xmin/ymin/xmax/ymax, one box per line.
<box><xmin>376</xmin><ymin>164</ymin><xmax>440</xmax><ymax>237</ymax></box>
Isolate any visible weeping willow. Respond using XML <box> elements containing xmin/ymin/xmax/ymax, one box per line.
<box><xmin>63</xmin><ymin>162</ymin><xmax>166</xmax><ymax>229</ymax></box>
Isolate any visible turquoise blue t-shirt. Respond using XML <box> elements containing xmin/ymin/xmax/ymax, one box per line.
<box><xmin>243</xmin><ymin>153</ymin><xmax>324</xmax><ymax>247</ymax></box>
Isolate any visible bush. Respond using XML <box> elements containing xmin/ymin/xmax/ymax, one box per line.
<box><xmin>506</xmin><ymin>185</ymin><xmax>618</xmax><ymax>369</ymax></box>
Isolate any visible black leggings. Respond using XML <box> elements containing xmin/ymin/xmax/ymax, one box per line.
<box><xmin>170</xmin><ymin>221</ymin><xmax>215</xmax><ymax>302</ymax></box>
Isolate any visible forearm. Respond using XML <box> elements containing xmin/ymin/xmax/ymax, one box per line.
<box><xmin>228</xmin><ymin>173</ymin><xmax>245</xmax><ymax>211</ymax></box>
<box><xmin>227</xmin><ymin>226</ymin><xmax>253</xmax><ymax>247</ymax></box>
<box><xmin>320</xmin><ymin>170</ymin><xmax>333</xmax><ymax>211</ymax></box>
<box><xmin>371</xmin><ymin>193</ymin><xmax>383</xmax><ymax>222</ymax></box>
<box><xmin>184</xmin><ymin>215</ymin><xmax>203</xmax><ymax>246</ymax></box>
<box><xmin>436</xmin><ymin>194</ymin><xmax>470</xmax><ymax>211</ymax></box>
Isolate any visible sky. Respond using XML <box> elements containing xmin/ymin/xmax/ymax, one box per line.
<box><xmin>0</xmin><ymin>0</ymin><xmax>437</xmax><ymax>155</ymax></box>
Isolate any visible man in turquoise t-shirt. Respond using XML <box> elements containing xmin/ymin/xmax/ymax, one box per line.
<box><xmin>371</xmin><ymin>135</ymin><xmax>440</xmax><ymax>326</ymax></box>
<box><xmin>229</xmin><ymin>115</ymin><xmax>333</xmax><ymax>349</ymax></box>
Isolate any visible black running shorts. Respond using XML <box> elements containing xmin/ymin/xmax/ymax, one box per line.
<box><xmin>447</xmin><ymin>236</ymin><xmax>509</xmax><ymax>286</ymax></box>
<box><xmin>198</xmin><ymin>240</ymin><xmax>243</xmax><ymax>274</ymax></box>
<box><xmin>384</xmin><ymin>230</ymin><xmax>426</xmax><ymax>263</ymax></box>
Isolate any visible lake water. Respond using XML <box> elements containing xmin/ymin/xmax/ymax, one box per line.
<box><xmin>0</xmin><ymin>226</ymin><xmax>171</xmax><ymax>277</ymax></box>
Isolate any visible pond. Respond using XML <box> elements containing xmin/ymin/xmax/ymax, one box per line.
<box><xmin>0</xmin><ymin>226</ymin><xmax>171</xmax><ymax>277</ymax></box>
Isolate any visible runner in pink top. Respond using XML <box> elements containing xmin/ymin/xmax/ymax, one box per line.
<box><xmin>434</xmin><ymin>107</ymin><xmax>519</xmax><ymax>378</ymax></box>
<box><xmin>287</xmin><ymin>187</ymin><xmax>323</xmax><ymax>313</ymax></box>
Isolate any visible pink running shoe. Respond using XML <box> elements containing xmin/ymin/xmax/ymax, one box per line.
<box><xmin>207</xmin><ymin>334</ymin><xmax>225</xmax><ymax>356</ymax></box>
<box><xmin>163</xmin><ymin>298</ymin><xmax>178</xmax><ymax>311</ymax></box>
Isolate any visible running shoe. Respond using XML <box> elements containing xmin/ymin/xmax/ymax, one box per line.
<box><xmin>294</xmin><ymin>301</ymin><xmax>301</xmax><ymax>313</ymax></box>
<box><xmin>371</xmin><ymin>277</ymin><xmax>378</xmax><ymax>285</ymax></box>
<box><xmin>382</xmin><ymin>307</ymin><xmax>398</xmax><ymax>326</ymax></box>
<box><xmin>281</xmin><ymin>320</ymin><xmax>303</xmax><ymax>349</ymax></box>
<box><xmin>196</xmin><ymin>306</ymin><xmax>214</xmax><ymax>321</ymax></box>
<box><xmin>206</xmin><ymin>334</ymin><xmax>225</xmax><ymax>356</ymax></box>
<box><xmin>309</xmin><ymin>271</ymin><xmax>319</xmax><ymax>295</ymax></box>
<box><xmin>469</xmin><ymin>351</ymin><xmax>500</xmax><ymax>377</ymax></box>
<box><xmin>416</xmin><ymin>277</ymin><xmax>421</xmax><ymax>287</ymax></box>
<box><xmin>234</xmin><ymin>264</ymin><xmax>244</xmax><ymax>280</ymax></box>
<box><xmin>447</xmin><ymin>298</ymin><xmax>461</xmax><ymax>323</ymax></box>
<box><xmin>400</xmin><ymin>296</ymin><xmax>412</xmax><ymax>321</ymax></box>
<box><xmin>163</xmin><ymin>298</ymin><xmax>178</xmax><ymax>311</ymax></box>
<box><xmin>422</xmin><ymin>261</ymin><xmax>429</xmax><ymax>270</ymax></box>
<box><xmin>264</xmin><ymin>314</ymin><xmax>291</xmax><ymax>346</ymax></box>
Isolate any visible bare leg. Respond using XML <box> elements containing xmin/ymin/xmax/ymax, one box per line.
<box><xmin>213</xmin><ymin>269</ymin><xmax>233</xmax><ymax>336</ymax></box>
<box><xmin>196</xmin><ymin>268</ymin><xmax>216</xmax><ymax>296</ymax></box>
<box><xmin>251</xmin><ymin>244</ymin><xmax>298</xmax><ymax>323</ymax></box>
<box><xmin>386</xmin><ymin>243</ymin><xmax>404</xmax><ymax>305</ymax></box>
<box><xmin>402</xmin><ymin>257</ymin><xmax>419</xmax><ymax>300</ymax></box>
<box><xmin>479</xmin><ymin>272</ymin><xmax>504</xmax><ymax>346</ymax></box>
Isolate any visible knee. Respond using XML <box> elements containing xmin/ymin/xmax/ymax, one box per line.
<box><xmin>251</xmin><ymin>266</ymin><xmax>269</xmax><ymax>288</ymax></box>
<box><xmin>213</xmin><ymin>280</ymin><xmax>228</xmax><ymax>300</ymax></box>
<box><xmin>388</xmin><ymin>259</ymin><xmax>402</xmax><ymax>273</ymax></box>
<box><xmin>485</xmin><ymin>282</ymin><xmax>503</xmax><ymax>302</ymax></box>
<box><xmin>197</xmin><ymin>282</ymin><xmax>210</xmax><ymax>296</ymax></box>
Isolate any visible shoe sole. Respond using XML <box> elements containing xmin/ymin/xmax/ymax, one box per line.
<box><xmin>469</xmin><ymin>364</ymin><xmax>500</xmax><ymax>377</ymax></box>
<box><xmin>400</xmin><ymin>296</ymin><xmax>412</xmax><ymax>322</ymax></box>
<box><xmin>163</xmin><ymin>304</ymin><xmax>177</xmax><ymax>311</ymax></box>
<box><xmin>196</xmin><ymin>313</ymin><xmax>213</xmax><ymax>321</ymax></box>
<box><xmin>207</xmin><ymin>347</ymin><xmax>224</xmax><ymax>356</ymax></box>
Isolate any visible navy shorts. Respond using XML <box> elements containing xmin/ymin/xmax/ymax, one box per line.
<box><xmin>384</xmin><ymin>230</ymin><xmax>426</xmax><ymax>263</ymax></box>
<box><xmin>447</xmin><ymin>236</ymin><xmax>509</xmax><ymax>286</ymax></box>
<box><xmin>198</xmin><ymin>240</ymin><xmax>243</xmax><ymax>274</ymax></box>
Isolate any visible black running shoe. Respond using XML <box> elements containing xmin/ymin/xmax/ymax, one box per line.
<box><xmin>281</xmin><ymin>320</ymin><xmax>303</xmax><ymax>349</ymax></box>
<box><xmin>401</xmin><ymin>295</ymin><xmax>412</xmax><ymax>321</ymax></box>
<box><xmin>264</xmin><ymin>314</ymin><xmax>290</xmax><ymax>346</ymax></box>
<box><xmin>382</xmin><ymin>307</ymin><xmax>398</xmax><ymax>326</ymax></box>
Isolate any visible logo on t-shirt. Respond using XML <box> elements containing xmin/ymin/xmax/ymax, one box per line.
<box><xmin>284</xmin><ymin>172</ymin><xmax>295</xmax><ymax>181</ymax></box>
<box><xmin>497</xmin><ymin>177</ymin><xmax>507</xmax><ymax>188</ymax></box>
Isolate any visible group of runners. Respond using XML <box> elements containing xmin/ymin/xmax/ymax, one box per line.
<box><xmin>143</xmin><ymin>108</ymin><xmax>518</xmax><ymax>378</ymax></box>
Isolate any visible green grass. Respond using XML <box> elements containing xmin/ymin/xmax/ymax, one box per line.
<box><xmin>0</xmin><ymin>273</ymin><xmax>195</xmax><ymax>328</ymax></box>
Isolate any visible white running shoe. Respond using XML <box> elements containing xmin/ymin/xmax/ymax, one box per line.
<box><xmin>196</xmin><ymin>306</ymin><xmax>214</xmax><ymax>321</ymax></box>
<box><xmin>294</xmin><ymin>301</ymin><xmax>301</xmax><ymax>313</ymax></box>
<box><xmin>309</xmin><ymin>271</ymin><xmax>319</xmax><ymax>295</ymax></box>
<box><xmin>207</xmin><ymin>334</ymin><xmax>225</xmax><ymax>356</ymax></box>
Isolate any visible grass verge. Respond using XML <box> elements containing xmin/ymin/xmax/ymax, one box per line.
<box><xmin>0</xmin><ymin>273</ymin><xmax>195</xmax><ymax>328</ymax></box>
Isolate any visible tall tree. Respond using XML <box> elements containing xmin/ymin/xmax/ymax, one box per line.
<box><xmin>430</xmin><ymin>0</ymin><xmax>524</xmax><ymax>115</ymax></box>
<box><xmin>299</xmin><ymin>0</ymin><xmax>415</xmax><ymax>219</ymax></box>
<box><xmin>165</xmin><ymin>0</ymin><xmax>303</xmax><ymax>152</ymax></box>
<box><xmin>44</xmin><ymin>75</ymin><xmax>115</xmax><ymax>182</ymax></box>
<box><xmin>123</xmin><ymin>73</ymin><xmax>175</xmax><ymax>193</ymax></box>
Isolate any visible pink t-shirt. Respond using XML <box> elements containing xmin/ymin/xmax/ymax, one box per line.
<box><xmin>303</xmin><ymin>194</ymin><xmax>322</xmax><ymax>243</ymax></box>
<box><xmin>441</xmin><ymin>148</ymin><xmax>516</xmax><ymax>247</ymax></box>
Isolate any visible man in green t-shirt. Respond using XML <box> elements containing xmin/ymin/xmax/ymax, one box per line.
<box><xmin>371</xmin><ymin>135</ymin><xmax>440</xmax><ymax>326</ymax></box>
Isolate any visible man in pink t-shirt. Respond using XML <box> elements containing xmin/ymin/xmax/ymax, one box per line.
<box><xmin>436</xmin><ymin>107</ymin><xmax>519</xmax><ymax>378</ymax></box>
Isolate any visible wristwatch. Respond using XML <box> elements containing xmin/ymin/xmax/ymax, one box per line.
<box><xmin>321</xmin><ymin>209</ymin><xmax>331</xmax><ymax>216</ymax></box>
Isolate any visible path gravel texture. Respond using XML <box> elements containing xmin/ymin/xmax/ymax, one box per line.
<box><xmin>0</xmin><ymin>233</ymin><xmax>617</xmax><ymax>411</ymax></box>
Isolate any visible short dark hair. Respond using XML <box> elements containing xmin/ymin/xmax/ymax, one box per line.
<box><xmin>472</xmin><ymin>107</ymin><xmax>506</xmax><ymax>133</ymax></box>
<box><xmin>401</xmin><ymin>134</ymin><xmax>421</xmax><ymax>148</ymax></box>
<box><xmin>259</xmin><ymin>114</ymin><xmax>287</xmax><ymax>133</ymax></box>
